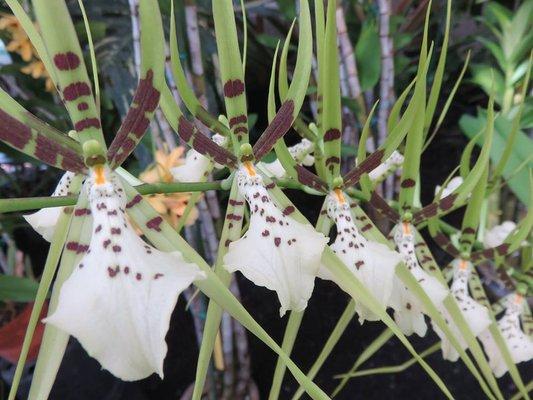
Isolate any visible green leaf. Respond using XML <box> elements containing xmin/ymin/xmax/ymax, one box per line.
<box><xmin>0</xmin><ymin>276</ymin><xmax>39</xmax><ymax>302</ymax></box>
<box><xmin>355</xmin><ymin>22</ymin><xmax>381</xmax><ymax>91</ymax></box>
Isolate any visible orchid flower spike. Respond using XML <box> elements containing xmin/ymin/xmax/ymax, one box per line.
<box><xmin>431</xmin><ymin>259</ymin><xmax>491</xmax><ymax>361</ymax></box>
<box><xmin>257</xmin><ymin>138</ymin><xmax>315</xmax><ymax>179</ymax></box>
<box><xmin>317</xmin><ymin>191</ymin><xmax>401</xmax><ymax>323</ymax></box>
<box><xmin>171</xmin><ymin>133</ymin><xmax>226</xmax><ymax>182</ymax></box>
<box><xmin>24</xmin><ymin>171</ymin><xmax>77</xmax><ymax>241</ymax></box>
<box><xmin>368</xmin><ymin>150</ymin><xmax>404</xmax><ymax>183</ymax></box>
<box><xmin>483</xmin><ymin>221</ymin><xmax>516</xmax><ymax>249</ymax></box>
<box><xmin>223</xmin><ymin>162</ymin><xmax>328</xmax><ymax>316</ymax></box>
<box><xmin>435</xmin><ymin>176</ymin><xmax>463</xmax><ymax>200</ymax></box>
<box><xmin>480</xmin><ymin>293</ymin><xmax>533</xmax><ymax>377</ymax></box>
<box><xmin>45</xmin><ymin>165</ymin><xmax>205</xmax><ymax>381</ymax></box>
<box><xmin>389</xmin><ymin>222</ymin><xmax>449</xmax><ymax>336</ymax></box>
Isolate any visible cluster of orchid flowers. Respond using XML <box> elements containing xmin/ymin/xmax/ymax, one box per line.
<box><xmin>1</xmin><ymin>0</ymin><xmax>531</xmax><ymax>399</ymax></box>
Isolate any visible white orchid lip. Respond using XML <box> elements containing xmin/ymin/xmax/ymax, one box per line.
<box><xmin>318</xmin><ymin>191</ymin><xmax>400</xmax><ymax>323</ymax></box>
<box><xmin>44</xmin><ymin>166</ymin><xmax>205</xmax><ymax>381</ymax></box>
<box><xmin>223</xmin><ymin>164</ymin><xmax>328</xmax><ymax>316</ymax></box>
<box><xmin>480</xmin><ymin>293</ymin><xmax>533</xmax><ymax>377</ymax></box>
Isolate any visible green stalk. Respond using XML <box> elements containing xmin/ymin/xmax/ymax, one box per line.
<box><xmin>8</xmin><ymin>211</ymin><xmax>73</xmax><ymax>400</ymax></box>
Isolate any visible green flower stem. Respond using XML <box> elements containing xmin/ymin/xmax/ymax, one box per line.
<box><xmin>7</xmin><ymin>210</ymin><xmax>73</xmax><ymax>400</ymax></box>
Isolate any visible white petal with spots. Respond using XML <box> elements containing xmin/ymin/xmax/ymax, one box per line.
<box><xmin>24</xmin><ymin>172</ymin><xmax>76</xmax><ymax>241</ymax></box>
<box><xmin>368</xmin><ymin>150</ymin><xmax>404</xmax><ymax>182</ymax></box>
<box><xmin>390</xmin><ymin>223</ymin><xmax>449</xmax><ymax>337</ymax></box>
<box><xmin>223</xmin><ymin>167</ymin><xmax>328</xmax><ymax>316</ymax></box>
<box><xmin>480</xmin><ymin>294</ymin><xmax>533</xmax><ymax>377</ymax></box>
<box><xmin>171</xmin><ymin>149</ymin><xmax>211</xmax><ymax>182</ymax></box>
<box><xmin>317</xmin><ymin>193</ymin><xmax>401</xmax><ymax>323</ymax></box>
<box><xmin>431</xmin><ymin>259</ymin><xmax>491</xmax><ymax>361</ymax></box>
<box><xmin>45</xmin><ymin>168</ymin><xmax>205</xmax><ymax>381</ymax></box>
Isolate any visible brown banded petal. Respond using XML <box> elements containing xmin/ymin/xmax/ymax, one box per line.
<box><xmin>24</xmin><ymin>172</ymin><xmax>77</xmax><ymax>241</ymax></box>
<box><xmin>223</xmin><ymin>166</ymin><xmax>328</xmax><ymax>316</ymax></box>
<box><xmin>317</xmin><ymin>192</ymin><xmax>401</xmax><ymax>323</ymax></box>
<box><xmin>368</xmin><ymin>151</ymin><xmax>404</xmax><ymax>182</ymax></box>
<box><xmin>44</xmin><ymin>167</ymin><xmax>205</xmax><ymax>381</ymax></box>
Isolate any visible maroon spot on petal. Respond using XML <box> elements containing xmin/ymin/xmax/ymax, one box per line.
<box><xmin>262</xmin><ymin>230</ymin><xmax>270</xmax><ymax>237</ymax></box>
<box><xmin>103</xmin><ymin>239</ymin><xmax>111</xmax><ymax>249</ymax></box>
<box><xmin>223</xmin><ymin>79</ymin><xmax>245</xmax><ymax>98</ymax></box>
<box><xmin>0</xmin><ymin>109</ymin><xmax>32</xmax><ymax>150</ymax></box>
<box><xmin>79</xmin><ymin>263</ymin><xmax>84</xmax><ymax>269</ymax></box>
<box><xmin>154</xmin><ymin>273</ymin><xmax>164</xmax><ymax>280</ymax></box>
<box><xmin>229</xmin><ymin>199</ymin><xmax>244</xmax><ymax>206</ymax></box>
<box><xmin>77</xmin><ymin>244</ymin><xmax>89</xmax><ymax>254</ymax></box>
<box><xmin>227</xmin><ymin>214</ymin><xmax>243</xmax><ymax>221</ymax></box>
<box><xmin>63</xmin><ymin>82</ymin><xmax>91</xmax><ymax>101</ymax></box>
<box><xmin>111</xmin><ymin>227</ymin><xmax>122</xmax><ymax>235</ymax></box>
<box><xmin>77</xmin><ymin>102</ymin><xmax>89</xmax><ymax>111</ymax></box>
<box><xmin>406</xmin><ymin>303</ymin><xmax>412</xmax><ymax>310</ymax></box>
<box><xmin>74</xmin><ymin>118</ymin><xmax>101</xmax><ymax>131</ymax></box>
<box><xmin>112</xmin><ymin>245</ymin><xmax>122</xmax><ymax>253</ymax></box>
<box><xmin>355</xmin><ymin>260</ymin><xmax>365</xmax><ymax>269</ymax></box>
<box><xmin>265</xmin><ymin>216</ymin><xmax>276</xmax><ymax>223</ymax></box>
<box><xmin>107</xmin><ymin>266</ymin><xmax>120</xmax><ymax>277</ymax></box>
<box><xmin>74</xmin><ymin>208</ymin><xmax>91</xmax><ymax>216</ymax></box>
<box><xmin>401</xmin><ymin>178</ymin><xmax>416</xmax><ymax>188</ymax></box>
<box><xmin>124</xmin><ymin>266</ymin><xmax>130</xmax><ymax>274</ymax></box>
<box><xmin>107</xmin><ymin>210</ymin><xmax>118</xmax><ymax>216</ymax></box>
<box><xmin>234</xmin><ymin>126</ymin><xmax>248</xmax><ymax>136</ymax></box>
<box><xmin>323</xmin><ymin>128</ymin><xmax>341</xmax><ymax>142</ymax></box>
<box><xmin>463</xmin><ymin>227</ymin><xmax>476</xmax><ymax>235</ymax></box>
<box><xmin>146</xmin><ymin>216</ymin><xmax>163</xmax><ymax>231</ymax></box>
<box><xmin>274</xmin><ymin>237</ymin><xmax>281</xmax><ymax>247</ymax></box>
<box><xmin>229</xmin><ymin>114</ymin><xmax>247</xmax><ymax>128</ymax></box>
<box><xmin>126</xmin><ymin>194</ymin><xmax>143</xmax><ymax>208</ymax></box>
<box><xmin>66</xmin><ymin>241</ymin><xmax>79</xmax><ymax>251</ymax></box>
<box><xmin>265</xmin><ymin>182</ymin><xmax>275</xmax><ymax>189</ymax></box>
<box><xmin>53</xmin><ymin>52</ymin><xmax>80</xmax><ymax>70</ymax></box>
<box><xmin>261</xmin><ymin>195</ymin><xmax>269</xmax><ymax>203</ymax></box>
<box><xmin>325</xmin><ymin>157</ymin><xmax>340</xmax><ymax>167</ymax></box>
<box><xmin>136</xmin><ymin>273</ymin><xmax>142</xmax><ymax>281</ymax></box>
<box><xmin>225</xmin><ymin>239</ymin><xmax>231</xmax><ymax>247</ymax></box>
<box><xmin>95</xmin><ymin>224</ymin><xmax>102</xmax><ymax>233</ymax></box>
<box><xmin>282</xmin><ymin>206</ymin><xmax>295</xmax><ymax>216</ymax></box>
<box><xmin>361</xmin><ymin>223</ymin><xmax>372</xmax><ymax>232</ymax></box>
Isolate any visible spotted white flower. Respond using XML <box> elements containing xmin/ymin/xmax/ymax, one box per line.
<box><xmin>431</xmin><ymin>259</ymin><xmax>491</xmax><ymax>361</ymax></box>
<box><xmin>317</xmin><ymin>191</ymin><xmax>401</xmax><ymax>322</ymax></box>
<box><xmin>368</xmin><ymin>151</ymin><xmax>404</xmax><ymax>182</ymax></box>
<box><xmin>24</xmin><ymin>172</ymin><xmax>76</xmax><ymax>241</ymax></box>
<box><xmin>257</xmin><ymin>139</ymin><xmax>315</xmax><ymax>179</ymax></box>
<box><xmin>480</xmin><ymin>293</ymin><xmax>533</xmax><ymax>377</ymax></box>
<box><xmin>45</xmin><ymin>165</ymin><xmax>205</xmax><ymax>381</ymax></box>
<box><xmin>389</xmin><ymin>223</ymin><xmax>449</xmax><ymax>336</ymax></box>
<box><xmin>483</xmin><ymin>221</ymin><xmax>516</xmax><ymax>249</ymax></box>
<box><xmin>171</xmin><ymin>134</ymin><xmax>226</xmax><ymax>182</ymax></box>
<box><xmin>434</xmin><ymin>176</ymin><xmax>463</xmax><ymax>200</ymax></box>
<box><xmin>223</xmin><ymin>163</ymin><xmax>328</xmax><ymax>316</ymax></box>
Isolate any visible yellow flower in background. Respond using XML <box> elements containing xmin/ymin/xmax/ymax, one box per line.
<box><xmin>0</xmin><ymin>13</ymin><xmax>54</xmax><ymax>92</ymax></box>
<box><xmin>139</xmin><ymin>147</ymin><xmax>199</xmax><ymax>229</ymax></box>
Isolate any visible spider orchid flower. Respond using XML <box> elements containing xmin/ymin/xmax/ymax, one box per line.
<box><xmin>223</xmin><ymin>162</ymin><xmax>328</xmax><ymax>316</ymax></box>
<box><xmin>368</xmin><ymin>150</ymin><xmax>404</xmax><ymax>182</ymax></box>
<box><xmin>432</xmin><ymin>259</ymin><xmax>491</xmax><ymax>361</ymax></box>
<box><xmin>45</xmin><ymin>165</ymin><xmax>205</xmax><ymax>381</ymax></box>
<box><xmin>24</xmin><ymin>171</ymin><xmax>77</xmax><ymax>241</ymax></box>
<box><xmin>435</xmin><ymin>176</ymin><xmax>463</xmax><ymax>199</ymax></box>
<box><xmin>257</xmin><ymin>139</ymin><xmax>315</xmax><ymax>179</ymax></box>
<box><xmin>317</xmin><ymin>191</ymin><xmax>401</xmax><ymax>323</ymax></box>
<box><xmin>480</xmin><ymin>293</ymin><xmax>533</xmax><ymax>377</ymax></box>
<box><xmin>390</xmin><ymin>222</ymin><xmax>449</xmax><ymax>336</ymax></box>
<box><xmin>483</xmin><ymin>221</ymin><xmax>516</xmax><ymax>249</ymax></box>
<box><xmin>171</xmin><ymin>133</ymin><xmax>226</xmax><ymax>182</ymax></box>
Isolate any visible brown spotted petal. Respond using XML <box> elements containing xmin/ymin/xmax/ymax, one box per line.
<box><xmin>223</xmin><ymin>167</ymin><xmax>328</xmax><ymax>316</ymax></box>
<box><xmin>24</xmin><ymin>172</ymin><xmax>77</xmax><ymax>241</ymax></box>
<box><xmin>44</xmin><ymin>167</ymin><xmax>205</xmax><ymax>381</ymax></box>
<box><xmin>317</xmin><ymin>193</ymin><xmax>401</xmax><ymax>323</ymax></box>
<box><xmin>431</xmin><ymin>259</ymin><xmax>491</xmax><ymax>361</ymax></box>
<box><xmin>479</xmin><ymin>294</ymin><xmax>533</xmax><ymax>377</ymax></box>
<box><xmin>389</xmin><ymin>223</ymin><xmax>449</xmax><ymax>337</ymax></box>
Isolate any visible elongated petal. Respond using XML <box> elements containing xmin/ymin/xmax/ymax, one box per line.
<box><xmin>431</xmin><ymin>259</ymin><xmax>491</xmax><ymax>361</ymax></box>
<box><xmin>368</xmin><ymin>150</ymin><xmax>404</xmax><ymax>182</ymax></box>
<box><xmin>24</xmin><ymin>172</ymin><xmax>76</xmax><ymax>241</ymax></box>
<box><xmin>258</xmin><ymin>139</ymin><xmax>315</xmax><ymax>179</ymax></box>
<box><xmin>45</xmin><ymin>168</ymin><xmax>205</xmax><ymax>381</ymax></box>
<box><xmin>480</xmin><ymin>294</ymin><xmax>533</xmax><ymax>377</ymax></box>
<box><xmin>483</xmin><ymin>221</ymin><xmax>516</xmax><ymax>249</ymax></box>
<box><xmin>223</xmin><ymin>166</ymin><xmax>328</xmax><ymax>316</ymax></box>
<box><xmin>434</xmin><ymin>176</ymin><xmax>463</xmax><ymax>199</ymax></box>
<box><xmin>390</xmin><ymin>223</ymin><xmax>449</xmax><ymax>336</ymax></box>
<box><xmin>318</xmin><ymin>192</ymin><xmax>400</xmax><ymax>322</ymax></box>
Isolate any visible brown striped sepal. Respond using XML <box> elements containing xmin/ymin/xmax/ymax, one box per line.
<box><xmin>295</xmin><ymin>165</ymin><xmax>328</xmax><ymax>193</ymax></box>
<box><xmin>175</xmin><ymin>116</ymin><xmax>238</xmax><ymax>169</ymax></box>
<box><xmin>368</xmin><ymin>192</ymin><xmax>400</xmax><ymax>222</ymax></box>
<box><xmin>252</xmin><ymin>100</ymin><xmax>295</xmax><ymax>161</ymax></box>
<box><xmin>0</xmin><ymin>109</ymin><xmax>85</xmax><ymax>172</ymax></box>
<box><xmin>431</xmin><ymin>231</ymin><xmax>461</xmax><ymax>258</ymax></box>
<box><xmin>107</xmin><ymin>70</ymin><xmax>160</xmax><ymax>168</ymax></box>
<box><xmin>411</xmin><ymin>193</ymin><xmax>459</xmax><ymax>225</ymax></box>
<box><xmin>470</xmin><ymin>243</ymin><xmax>511</xmax><ymax>265</ymax></box>
<box><xmin>343</xmin><ymin>149</ymin><xmax>385</xmax><ymax>187</ymax></box>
